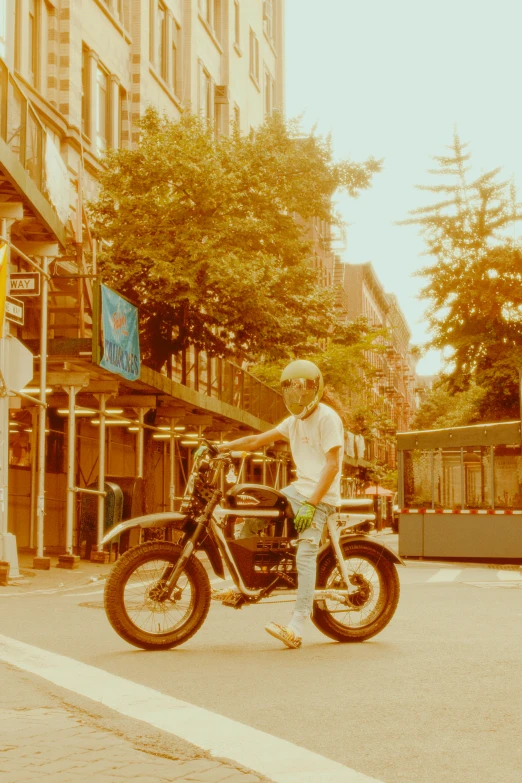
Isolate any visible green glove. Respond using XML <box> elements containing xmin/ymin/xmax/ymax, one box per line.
<box><xmin>294</xmin><ymin>502</ymin><xmax>316</xmax><ymax>533</ymax></box>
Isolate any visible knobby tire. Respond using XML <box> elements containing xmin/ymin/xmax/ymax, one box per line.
<box><xmin>104</xmin><ymin>541</ymin><xmax>211</xmax><ymax>650</ymax></box>
<box><xmin>312</xmin><ymin>541</ymin><xmax>400</xmax><ymax>642</ymax></box>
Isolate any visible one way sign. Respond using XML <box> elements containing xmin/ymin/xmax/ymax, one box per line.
<box><xmin>5</xmin><ymin>295</ymin><xmax>24</xmax><ymax>326</ymax></box>
<box><xmin>9</xmin><ymin>273</ymin><xmax>40</xmax><ymax>296</ymax></box>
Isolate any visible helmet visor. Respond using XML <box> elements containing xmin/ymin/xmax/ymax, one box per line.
<box><xmin>281</xmin><ymin>377</ymin><xmax>320</xmax><ymax>417</ymax></box>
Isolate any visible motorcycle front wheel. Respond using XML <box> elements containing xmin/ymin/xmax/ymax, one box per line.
<box><xmin>312</xmin><ymin>541</ymin><xmax>400</xmax><ymax>642</ymax></box>
<box><xmin>104</xmin><ymin>541</ymin><xmax>211</xmax><ymax>650</ymax></box>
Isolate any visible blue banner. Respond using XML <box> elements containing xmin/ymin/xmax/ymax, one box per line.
<box><xmin>99</xmin><ymin>284</ymin><xmax>140</xmax><ymax>381</ymax></box>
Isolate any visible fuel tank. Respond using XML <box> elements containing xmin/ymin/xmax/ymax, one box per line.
<box><xmin>223</xmin><ymin>483</ymin><xmax>293</xmax><ymax>516</ymax></box>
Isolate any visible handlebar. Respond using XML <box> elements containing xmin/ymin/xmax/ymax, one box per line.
<box><xmin>199</xmin><ymin>442</ymin><xmax>253</xmax><ymax>460</ymax></box>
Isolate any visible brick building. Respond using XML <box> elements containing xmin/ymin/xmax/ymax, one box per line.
<box><xmin>2</xmin><ymin>0</ymin><xmax>284</xmax><ymax>201</ymax></box>
<box><xmin>338</xmin><ymin>261</ymin><xmax>417</xmax><ymax>467</ymax></box>
<box><xmin>0</xmin><ymin>0</ymin><xmax>295</xmax><ymax>566</ymax></box>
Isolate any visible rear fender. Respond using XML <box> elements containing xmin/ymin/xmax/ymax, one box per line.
<box><xmin>100</xmin><ymin>512</ymin><xmax>187</xmax><ymax>546</ymax></box>
<box><xmin>317</xmin><ymin>534</ymin><xmax>404</xmax><ymax>570</ymax></box>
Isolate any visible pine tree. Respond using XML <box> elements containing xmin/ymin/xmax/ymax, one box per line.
<box><xmin>402</xmin><ymin>131</ymin><xmax>522</xmax><ymax>420</ymax></box>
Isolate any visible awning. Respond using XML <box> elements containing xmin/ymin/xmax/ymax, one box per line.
<box><xmin>363</xmin><ymin>485</ymin><xmax>394</xmax><ymax>497</ymax></box>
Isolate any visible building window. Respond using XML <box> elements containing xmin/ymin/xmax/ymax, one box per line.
<box><xmin>200</xmin><ymin>0</ymin><xmax>221</xmax><ymax>41</ymax></box>
<box><xmin>201</xmin><ymin>0</ymin><xmax>211</xmax><ymax>24</ymax></box>
<box><xmin>149</xmin><ymin>0</ymin><xmax>167</xmax><ymax>78</ymax></box>
<box><xmin>171</xmin><ymin>19</ymin><xmax>180</xmax><ymax>94</ymax></box>
<box><xmin>14</xmin><ymin>0</ymin><xmax>21</xmax><ymax>69</ymax></box>
<box><xmin>117</xmin><ymin>0</ymin><xmax>129</xmax><ymax>28</ymax></box>
<box><xmin>213</xmin><ymin>0</ymin><xmax>222</xmax><ymax>41</ymax></box>
<box><xmin>117</xmin><ymin>86</ymin><xmax>127</xmax><ymax>148</ymax></box>
<box><xmin>263</xmin><ymin>0</ymin><xmax>273</xmax><ymax>41</ymax></box>
<box><xmin>199</xmin><ymin>65</ymin><xmax>212</xmax><ymax>121</ymax></box>
<box><xmin>233</xmin><ymin>103</ymin><xmax>240</xmax><ymax>132</ymax></box>
<box><xmin>264</xmin><ymin>68</ymin><xmax>275</xmax><ymax>117</ymax></box>
<box><xmin>0</xmin><ymin>0</ymin><xmax>7</xmax><ymax>59</ymax></box>
<box><xmin>96</xmin><ymin>64</ymin><xmax>109</xmax><ymax>154</ymax></box>
<box><xmin>157</xmin><ymin>2</ymin><xmax>167</xmax><ymax>78</ymax></box>
<box><xmin>234</xmin><ymin>0</ymin><xmax>240</xmax><ymax>47</ymax></box>
<box><xmin>249</xmin><ymin>29</ymin><xmax>259</xmax><ymax>83</ymax></box>
<box><xmin>81</xmin><ymin>46</ymin><xmax>90</xmax><ymax>137</ymax></box>
<box><xmin>28</xmin><ymin>0</ymin><xmax>39</xmax><ymax>86</ymax></box>
<box><xmin>214</xmin><ymin>101</ymin><xmax>221</xmax><ymax>137</ymax></box>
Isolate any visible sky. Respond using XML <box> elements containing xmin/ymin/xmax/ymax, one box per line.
<box><xmin>285</xmin><ymin>0</ymin><xmax>522</xmax><ymax>375</ymax></box>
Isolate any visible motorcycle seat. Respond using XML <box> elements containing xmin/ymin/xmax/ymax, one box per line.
<box><xmin>337</xmin><ymin>498</ymin><xmax>374</xmax><ymax>513</ymax></box>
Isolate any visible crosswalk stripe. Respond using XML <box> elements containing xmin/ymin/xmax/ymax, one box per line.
<box><xmin>0</xmin><ymin>634</ymin><xmax>383</xmax><ymax>783</ymax></box>
<box><xmin>497</xmin><ymin>571</ymin><xmax>522</xmax><ymax>581</ymax></box>
<box><xmin>426</xmin><ymin>569</ymin><xmax>462</xmax><ymax>583</ymax></box>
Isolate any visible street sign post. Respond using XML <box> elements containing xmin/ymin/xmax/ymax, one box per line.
<box><xmin>9</xmin><ymin>273</ymin><xmax>40</xmax><ymax>297</ymax></box>
<box><xmin>5</xmin><ymin>295</ymin><xmax>24</xmax><ymax>326</ymax></box>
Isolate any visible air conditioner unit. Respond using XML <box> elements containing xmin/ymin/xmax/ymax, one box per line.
<box><xmin>214</xmin><ymin>85</ymin><xmax>230</xmax><ymax>104</ymax></box>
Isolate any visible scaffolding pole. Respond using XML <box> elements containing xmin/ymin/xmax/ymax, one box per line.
<box><xmin>0</xmin><ymin>219</ymin><xmax>9</xmax><ymax>543</ymax></box>
<box><xmin>0</xmin><ymin>205</ymin><xmax>24</xmax><ymax>575</ymax></box>
<box><xmin>29</xmin><ymin>408</ymin><xmax>37</xmax><ymax>549</ymax></box>
<box><xmin>65</xmin><ymin>385</ymin><xmax>77</xmax><ymax>554</ymax></box>
<box><xmin>136</xmin><ymin>409</ymin><xmax>145</xmax><ymax>478</ymax></box>
<box><xmin>96</xmin><ymin>394</ymin><xmax>107</xmax><ymax>548</ymax></box>
<box><xmin>169</xmin><ymin>421</ymin><xmax>176</xmax><ymax>512</ymax></box>
<box><xmin>35</xmin><ymin>257</ymin><xmax>50</xmax><ymax>560</ymax></box>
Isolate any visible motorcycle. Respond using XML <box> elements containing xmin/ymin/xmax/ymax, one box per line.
<box><xmin>101</xmin><ymin>440</ymin><xmax>402</xmax><ymax>650</ymax></box>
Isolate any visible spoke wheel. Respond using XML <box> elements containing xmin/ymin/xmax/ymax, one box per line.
<box><xmin>312</xmin><ymin>542</ymin><xmax>400</xmax><ymax>642</ymax></box>
<box><xmin>104</xmin><ymin>542</ymin><xmax>210</xmax><ymax>650</ymax></box>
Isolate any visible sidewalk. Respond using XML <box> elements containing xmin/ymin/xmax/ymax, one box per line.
<box><xmin>1</xmin><ymin>552</ymin><xmax>114</xmax><ymax>595</ymax></box>
<box><xmin>0</xmin><ymin>666</ymin><xmax>270</xmax><ymax>783</ymax></box>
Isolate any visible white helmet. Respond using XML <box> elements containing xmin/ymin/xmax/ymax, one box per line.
<box><xmin>280</xmin><ymin>360</ymin><xmax>324</xmax><ymax>419</ymax></box>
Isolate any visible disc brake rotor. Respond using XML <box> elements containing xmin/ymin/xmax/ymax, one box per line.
<box><xmin>146</xmin><ymin>583</ymin><xmax>183</xmax><ymax>603</ymax></box>
<box><xmin>348</xmin><ymin>573</ymin><xmax>373</xmax><ymax>607</ymax></box>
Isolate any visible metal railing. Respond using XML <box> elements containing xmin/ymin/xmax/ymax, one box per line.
<box><xmin>169</xmin><ymin>348</ymin><xmax>286</xmax><ymax>425</ymax></box>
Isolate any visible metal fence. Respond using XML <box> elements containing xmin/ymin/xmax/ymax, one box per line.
<box><xmin>170</xmin><ymin>348</ymin><xmax>286</xmax><ymax>425</ymax></box>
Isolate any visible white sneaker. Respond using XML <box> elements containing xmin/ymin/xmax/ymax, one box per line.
<box><xmin>265</xmin><ymin>622</ymin><xmax>302</xmax><ymax>649</ymax></box>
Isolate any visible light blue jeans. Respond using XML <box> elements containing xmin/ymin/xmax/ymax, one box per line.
<box><xmin>238</xmin><ymin>485</ymin><xmax>335</xmax><ymax>616</ymax></box>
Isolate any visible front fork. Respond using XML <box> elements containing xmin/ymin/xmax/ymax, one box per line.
<box><xmin>156</xmin><ymin>490</ymin><xmax>222</xmax><ymax>600</ymax></box>
<box><xmin>326</xmin><ymin>515</ymin><xmax>351</xmax><ymax>589</ymax></box>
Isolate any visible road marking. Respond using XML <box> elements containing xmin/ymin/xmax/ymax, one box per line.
<box><xmin>426</xmin><ymin>569</ymin><xmax>462</xmax><ymax>583</ymax></box>
<box><xmin>497</xmin><ymin>571</ymin><xmax>522</xmax><ymax>581</ymax></box>
<box><xmin>0</xmin><ymin>634</ymin><xmax>382</xmax><ymax>783</ymax></box>
<box><xmin>0</xmin><ymin>583</ymin><xmax>104</xmax><ymax>598</ymax></box>
<box><xmin>61</xmin><ymin>576</ymin><xmax>231</xmax><ymax>598</ymax></box>
<box><xmin>464</xmin><ymin>582</ymin><xmax>522</xmax><ymax>589</ymax></box>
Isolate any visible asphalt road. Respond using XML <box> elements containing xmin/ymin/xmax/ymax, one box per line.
<box><xmin>1</xmin><ymin>553</ymin><xmax>522</xmax><ymax>783</ymax></box>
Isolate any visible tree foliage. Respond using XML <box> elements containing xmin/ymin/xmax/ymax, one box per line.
<box><xmin>90</xmin><ymin>110</ymin><xmax>381</xmax><ymax>371</ymax></box>
<box><xmin>250</xmin><ymin>317</ymin><xmax>389</xmax><ymax>430</ymax></box>
<box><xmin>411</xmin><ymin>380</ymin><xmax>487</xmax><ymax>430</ymax></box>
<box><xmin>401</xmin><ymin>130</ymin><xmax>522</xmax><ymax>421</ymax></box>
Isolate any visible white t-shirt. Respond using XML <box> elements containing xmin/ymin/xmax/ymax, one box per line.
<box><xmin>276</xmin><ymin>402</ymin><xmax>344</xmax><ymax>506</ymax></box>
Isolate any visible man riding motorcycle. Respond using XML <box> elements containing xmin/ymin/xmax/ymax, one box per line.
<box><xmin>215</xmin><ymin>359</ymin><xmax>344</xmax><ymax>649</ymax></box>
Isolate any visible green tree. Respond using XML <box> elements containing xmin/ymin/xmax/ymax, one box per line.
<box><xmin>249</xmin><ymin>317</ymin><xmax>388</xmax><ymax>424</ymax></box>
<box><xmin>411</xmin><ymin>380</ymin><xmax>487</xmax><ymax>430</ymax></box>
<box><xmin>402</xmin><ymin>131</ymin><xmax>522</xmax><ymax>420</ymax></box>
<box><xmin>90</xmin><ymin>109</ymin><xmax>381</xmax><ymax>371</ymax></box>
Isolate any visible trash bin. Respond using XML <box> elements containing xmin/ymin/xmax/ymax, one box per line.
<box><xmin>78</xmin><ymin>481</ymin><xmax>123</xmax><ymax>560</ymax></box>
<box><xmin>105</xmin><ymin>476</ymin><xmax>146</xmax><ymax>552</ymax></box>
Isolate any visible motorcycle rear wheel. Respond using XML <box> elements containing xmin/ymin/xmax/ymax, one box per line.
<box><xmin>104</xmin><ymin>541</ymin><xmax>211</xmax><ymax>650</ymax></box>
<box><xmin>312</xmin><ymin>541</ymin><xmax>400</xmax><ymax>642</ymax></box>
